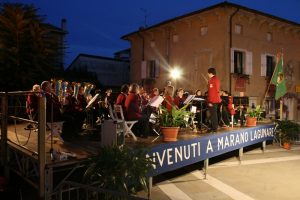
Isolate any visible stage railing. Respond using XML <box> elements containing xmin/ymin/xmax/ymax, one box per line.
<box><xmin>0</xmin><ymin>91</ymin><xmax>47</xmax><ymax>199</ymax></box>
<box><xmin>52</xmin><ymin>181</ymin><xmax>147</xmax><ymax>200</ymax></box>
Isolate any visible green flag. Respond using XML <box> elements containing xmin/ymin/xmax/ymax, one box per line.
<box><xmin>271</xmin><ymin>54</ymin><xmax>287</xmax><ymax>100</ymax></box>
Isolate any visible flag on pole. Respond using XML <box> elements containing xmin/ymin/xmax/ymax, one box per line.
<box><xmin>271</xmin><ymin>53</ymin><xmax>287</xmax><ymax>100</ymax></box>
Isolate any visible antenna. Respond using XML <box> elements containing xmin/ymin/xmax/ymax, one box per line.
<box><xmin>140</xmin><ymin>8</ymin><xmax>149</xmax><ymax>28</ymax></box>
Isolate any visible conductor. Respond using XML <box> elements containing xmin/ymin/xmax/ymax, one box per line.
<box><xmin>207</xmin><ymin>67</ymin><xmax>221</xmax><ymax>132</ymax></box>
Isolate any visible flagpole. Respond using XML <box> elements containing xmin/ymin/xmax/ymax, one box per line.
<box><xmin>280</xmin><ymin>98</ymin><xmax>283</xmax><ymax>120</ymax></box>
<box><xmin>261</xmin><ymin>53</ymin><xmax>280</xmax><ymax>107</ymax></box>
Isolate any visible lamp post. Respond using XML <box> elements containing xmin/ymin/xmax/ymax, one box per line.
<box><xmin>169</xmin><ymin>67</ymin><xmax>182</xmax><ymax>88</ymax></box>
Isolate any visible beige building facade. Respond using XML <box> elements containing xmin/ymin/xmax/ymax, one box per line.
<box><xmin>122</xmin><ymin>2</ymin><xmax>300</xmax><ymax>121</ymax></box>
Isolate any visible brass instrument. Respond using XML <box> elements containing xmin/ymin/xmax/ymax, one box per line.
<box><xmin>73</xmin><ymin>82</ymin><xmax>81</xmax><ymax>100</ymax></box>
<box><xmin>61</xmin><ymin>81</ymin><xmax>68</xmax><ymax>105</ymax></box>
<box><xmin>83</xmin><ymin>82</ymin><xmax>95</xmax><ymax>101</ymax></box>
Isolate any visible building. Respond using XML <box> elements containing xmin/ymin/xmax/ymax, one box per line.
<box><xmin>66</xmin><ymin>54</ymin><xmax>130</xmax><ymax>87</ymax></box>
<box><xmin>122</xmin><ymin>2</ymin><xmax>300</xmax><ymax>121</ymax></box>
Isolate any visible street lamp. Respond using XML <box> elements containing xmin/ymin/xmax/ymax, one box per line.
<box><xmin>170</xmin><ymin>67</ymin><xmax>182</xmax><ymax>80</ymax></box>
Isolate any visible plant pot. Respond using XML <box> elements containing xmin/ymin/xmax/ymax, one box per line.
<box><xmin>160</xmin><ymin>127</ymin><xmax>180</xmax><ymax>142</ymax></box>
<box><xmin>246</xmin><ymin>117</ymin><xmax>257</xmax><ymax>127</ymax></box>
<box><xmin>283</xmin><ymin>142</ymin><xmax>291</xmax><ymax>150</ymax></box>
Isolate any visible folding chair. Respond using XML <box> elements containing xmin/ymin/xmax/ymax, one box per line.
<box><xmin>113</xmin><ymin>105</ymin><xmax>138</xmax><ymax>141</ymax></box>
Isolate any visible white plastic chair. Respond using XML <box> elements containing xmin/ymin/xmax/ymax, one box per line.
<box><xmin>113</xmin><ymin>105</ymin><xmax>138</xmax><ymax>141</ymax></box>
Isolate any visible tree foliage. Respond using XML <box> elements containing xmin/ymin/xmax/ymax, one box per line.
<box><xmin>0</xmin><ymin>3</ymin><xmax>64</xmax><ymax>91</ymax></box>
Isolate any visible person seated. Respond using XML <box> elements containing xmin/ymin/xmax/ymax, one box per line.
<box><xmin>25</xmin><ymin>84</ymin><xmax>41</xmax><ymax>129</ymax></box>
<box><xmin>174</xmin><ymin>88</ymin><xmax>186</xmax><ymax>109</ymax></box>
<box><xmin>41</xmin><ymin>81</ymin><xmax>62</xmax><ymax>122</ymax></box>
<box><xmin>162</xmin><ymin>85</ymin><xmax>175</xmax><ymax>112</ymax></box>
<box><xmin>124</xmin><ymin>83</ymin><xmax>151</xmax><ymax>138</ymax></box>
<box><xmin>138</xmin><ymin>86</ymin><xmax>150</xmax><ymax>110</ymax></box>
<box><xmin>149</xmin><ymin>88</ymin><xmax>160</xmax><ymax>98</ymax></box>
<box><xmin>116</xmin><ymin>84</ymin><xmax>129</xmax><ymax>111</ymax></box>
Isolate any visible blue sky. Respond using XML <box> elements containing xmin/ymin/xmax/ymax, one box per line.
<box><xmin>4</xmin><ymin>0</ymin><xmax>300</xmax><ymax>67</ymax></box>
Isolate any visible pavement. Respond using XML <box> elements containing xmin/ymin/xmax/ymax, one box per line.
<box><xmin>138</xmin><ymin>143</ymin><xmax>300</xmax><ymax>200</ymax></box>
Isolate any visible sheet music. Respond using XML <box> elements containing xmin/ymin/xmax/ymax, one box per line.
<box><xmin>86</xmin><ymin>93</ymin><xmax>99</xmax><ymax>109</ymax></box>
<box><xmin>183</xmin><ymin>95</ymin><xmax>195</xmax><ymax>104</ymax></box>
<box><xmin>148</xmin><ymin>95</ymin><xmax>164</xmax><ymax>108</ymax></box>
<box><xmin>193</xmin><ymin>97</ymin><xmax>205</xmax><ymax>101</ymax></box>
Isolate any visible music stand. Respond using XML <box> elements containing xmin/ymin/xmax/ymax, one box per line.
<box><xmin>148</xmin><ymin>96</ymin><xmax>164</xmax><ymax>136</ymax></box>
<box><xmin>194</xmin><ymin>97</ymin><xmax>209</xmax><ymax>132</ymax></box>
<box><xmin>84</xmin><ymin>93</ymin><xmax>99</xmax><ymax>132</ymax></box>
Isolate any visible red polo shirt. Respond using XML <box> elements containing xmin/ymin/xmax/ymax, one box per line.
<box><xmin>207</xmin><ymin>75</ymin><xmax>221</xmax><ymax>104</ymax></box>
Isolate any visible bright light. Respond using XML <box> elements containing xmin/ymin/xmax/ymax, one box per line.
<box><xmin>170</xmin><ymin>68</ymin><xmax>182</xmax><ymax>80</ymax></box>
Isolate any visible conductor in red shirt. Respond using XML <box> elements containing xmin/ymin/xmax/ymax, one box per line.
<box><xmin>207</xmin><ymin>67</ymin><xmax>221</xmax><ymax>132</ymax></box>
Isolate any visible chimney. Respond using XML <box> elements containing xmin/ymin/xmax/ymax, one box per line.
<box><xmin>61</xmin><ymin>18</ymin><xmax>67</xmax><ymax>32</ymax></box>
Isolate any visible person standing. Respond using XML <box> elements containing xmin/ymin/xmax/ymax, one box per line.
<box><xmin>207</xmin><ymin>67</ymin><xmax>221</xmax><ymax>132</ymax></box>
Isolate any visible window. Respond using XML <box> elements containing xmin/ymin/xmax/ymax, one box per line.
<box><xmin>200</xmin><ymin>26</ymin><xmax>208</xmax><ymax>36</ymax></box>
<box><xmin>173</xmin><ymin>34</ymin><xmax>179</xmax><ymax>43</ymax></box>
<box><xmin>267</xmin><ymin>32</ymin><xmax>272</xmax><ymax>42</ymax></box>
<box><xmin>231</xmin><ymin>49</ymin><xmax>252</xmax><ymax>75</ymax></box>
<box><xmin>234</xmin><ymin>51</ymin><xmax>244</xmax><ymax>74</ymax></box>
<box><xmin>150</xmin><ymin>41</ymin><xmax>155</xmax><ymax>48</ymax></box>
<box><xmin>266</xmin><ymin>56</ymin><xmax>275</xmax><ymax>77</ymax></box>
<box><xmin>261</xmin><ymin>54</ymin><xmax>275</xmax><ymax>77</ymax></box>
<box><xmin>141</xmin><ymin>60</ymin><xmax>160</xmax><ymax>79</ymax></box>
<box><xmin>149</xmin><ymin>60</ymin><xmax>156</xmax><ymax>78</ymax></box>
<box><xmin>235</xmin><ymin>24</ymin><xmax>242</xmax><ymax>34</ymax></box>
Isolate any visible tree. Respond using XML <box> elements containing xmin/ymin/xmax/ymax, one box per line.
<box><xmin>0</xmin><ymin>3</ymin><xmax>64</xmax><ymax>91</ymax></box>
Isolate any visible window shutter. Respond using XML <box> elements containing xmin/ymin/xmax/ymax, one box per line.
<box><xmin>245</xmin><ymin>51</ymin><xmax>253</xmax><ymax>75</ymax></box>
<box><xmin>155</xmin><ymin>60</ymin><xmax>160</xmax><ymax>78</ymax></box>
<box><xmin>261</xmin><ymin>54</ymin><xmax>266</xmax><ymax>76</ymax></box>
<box><xmin>230</xmin><ymin>48</ymin><xmax>234</xmax><ymax>73</ymax></box>
<box><xmin>141</xmin><ymin>61</ymin><xmax>147</xmax><ymax>79</ymax></box>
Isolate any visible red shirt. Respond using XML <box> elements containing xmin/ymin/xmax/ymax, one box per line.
<box><xmin>116</xmin><ymin>93</ymin><xmax>127</xmax><ymax>110</ymax></box>
<box><xmin>162</xmin><ymin>95</ymin><xmax>174</xmax><ymax>112</ymax></box>
<box><xmin>228</xmin><ymin>96</ymin><xmax>236</xmax><ymax>115</ymax></box>
<box><xmin>124</xmin><ymin>92</ymin><xmax>142</xmax><ymax>120</ymax></box>
<box><xmin>207</xmin><ymin>75</ymin><xmax>221</xmax><ymax>104</ymax></box>
<box><xmin>173</xmin><ymin>96</ymin><xmax>185</xmax><ymax>109</ymax></box>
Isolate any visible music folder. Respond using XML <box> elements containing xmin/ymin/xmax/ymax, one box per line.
<box><xmin>148</xmin><ymin>95</ymin><xmax>164</xmax><ymax>108</ymax></box>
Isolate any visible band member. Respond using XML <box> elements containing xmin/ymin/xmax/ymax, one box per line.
<box><xmin>116</xmin><ymin>84</ymin><xmax>129</xmax><ymax>111</ymax></box>
<box><xmin>149</xmin><ymin>88</ymin><xmax>160</xmax><ymax>98</ymax></box>
<box><xmin>207</xmin><ymin>67</ymin><xmax>221</xmax><ymax>132</ymax></box>
<box><xmin>26</xmin><ymin>84</ymin><xmax>41</xmax><ymax>121</ymax></box>
<box><xmin>25</xmin><ymin>84</ymin><xmax>41</xmax><ymax>130</ymax></box>
<box><xmin>125</xmin><ymin>83</ymin><xmax>151</xmax><ymax>138</ymax></box>
<box><xmin>162</xmin><ymin>85</ymin><xmax>175</xmax><ymax>112</ymax></box>
<box><xmin>174</xmin><ymin>88</ymin><xmax>186</xmax><ymax>109</ymax></box>
<box><xmin>219</xmin><ymin>90</ymin><xmax>230</xmax><ymax>127</ymax></box>
<box><xmin>41</xmin><ymin>81</ymin><xmax>62</xmax><ymax>122</ymax></box>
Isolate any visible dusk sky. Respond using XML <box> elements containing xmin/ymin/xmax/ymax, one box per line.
<box><xmin>5</xmin><ymin>0</ymin><xmax>300</xmax><ymax>67</ymax></box>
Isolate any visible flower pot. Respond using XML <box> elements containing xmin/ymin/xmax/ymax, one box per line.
<box><xmin>160</xmin><ymin>127</ymin><xmax>180</xmax><ymax>142</ymax></box>
<box><xmin>283</xmin><ymin>142</ymin><xmax>291</xmax><ymax>150</ymax></box>
<box><xmin>246</xmin><ymin>117</ymin><xmax>257</xmax><ymax>127</ymax></box>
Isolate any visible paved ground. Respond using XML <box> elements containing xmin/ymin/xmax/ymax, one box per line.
<box><xmin>138</xmin><ymin>143</ymin><xmax>300</xmax><ymax>200</ymax></box>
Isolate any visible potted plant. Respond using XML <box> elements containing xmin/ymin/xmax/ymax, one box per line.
<box><xmin>83</xmin><ymin>146</ymin><xmax>153</xmax><ymax>198</ymax></box>
<box><xmin>245</xmin><ymin>105</ymin><xmax>263</xmax><ymax>127</ymax></box>
<box><xmin>159</xmin><ymin>104</ymin><xmax>191</xmax><ymax>142</ymax></box>
<box><xmin>276</xmin><ymin>120</ymin><xmax>300</xmax><ymax>150</ymax></box>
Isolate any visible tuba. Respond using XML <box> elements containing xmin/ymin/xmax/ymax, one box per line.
<box><xmin>83</xmin><ymin>82</ymin><xmax>95</xmax><ymax>101</ymax></box>
<box><xmin>54</xmin><ymin>80</ymin><xmax>62</xmax><ymax>98</ymax></box>
<box><xmin>61</xmin><ymin>81</ymin><xmax>68</xmax><ymax>105</ymax></box>
<box><xmin>73</xmin><ymin>82</ymin><xmax>81</xmax><ymax>100</ymax></box>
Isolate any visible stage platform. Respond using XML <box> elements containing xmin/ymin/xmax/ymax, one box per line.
<box><xmin>6</xmin><ymin>120</ymin><xmax>275</xmax><ymax>169</ymax></box>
